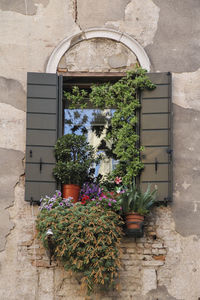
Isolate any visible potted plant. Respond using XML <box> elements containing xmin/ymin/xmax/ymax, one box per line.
<box><xmin>36</xmin><ymin>195</ymin><xmax>123</xmax><ymax>294</ymax></box>
<box><xmin>53</xmin><ymin>134</ymin><xmax>98</xmax><ymax>202</ymax></box>
<box><xmin>120</xmin><ymin>183</ymin><xmax>157</xmax><ymax>237</ymax></box>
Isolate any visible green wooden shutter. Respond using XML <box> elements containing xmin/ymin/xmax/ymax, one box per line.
<box><xmin>140</xmin><ymin>72</ymin><xmax>172</xmax><ymax>203</ymax></box>
<box><xmin>25</xmin><ymin>73</ymin><xmax>63</xmax><ymax>203</ymax></box>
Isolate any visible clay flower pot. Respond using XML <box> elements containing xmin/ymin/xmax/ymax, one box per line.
<box><xmin>62</xmin><ymin>184</ymin><xmax>81</xmax><ymax>203</ymax></box>
<box><xmin>125</xmin><ymin>213</ymin><xmax>144</xmax><ymax>237</ymax></box>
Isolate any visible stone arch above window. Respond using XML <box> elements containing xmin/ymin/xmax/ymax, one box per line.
<box><xmin>46</xmin><ymin>28</ymin><xmax>150</xmax><ymax>73</ymax></box>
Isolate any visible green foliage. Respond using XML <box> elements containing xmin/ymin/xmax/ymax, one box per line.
<box><xmin>36</xmin><ymin>203</ymin><xmax>124</xmax><ymax>294</ymax></box>
<box><xmin>53</xmin><ymin>134</ymin><xmax>99</xmax><ymax>185</ymax></box>
<box><xmin>120</xmin><ymin>183</ymin><xmax>157</xmax><ymax>215</ymax></box>
<box><xmin>64</xmin><ymin>67</ymin><xmax>156</xmax><ymax>184</ymax></box>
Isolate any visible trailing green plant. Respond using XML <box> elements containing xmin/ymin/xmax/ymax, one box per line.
<box><xmin>36</xmin><ymin>201</ymin><xmax>123</xmax><ymax>294</ymax></box>
<box><xmin>53</xmin><ymin>133</ymin><xmax>99</xmax><ymax>185</ymax></box>
<box><xmin>120</xmin><ymin>183</ymin><xmax>157</xmax><ymax>215</ymax></box>
<box><xmin>64</xmin><ymin>67</ymin><xmax>156</xmax><ymax>185</ymax></box>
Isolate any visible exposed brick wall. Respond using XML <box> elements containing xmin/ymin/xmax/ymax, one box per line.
<box><xmin>21</xmin><ymin>208</ymin><xmax>168</xmax><ymax>299</ymax></box>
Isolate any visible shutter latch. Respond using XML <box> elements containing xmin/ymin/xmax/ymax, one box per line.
<box><xmin>155</xmin><ymin>158</ymin><xmax>158</xmax><ymax>173</ymax></box>
<box><xmin>40</xmin><ymin>158</ymin><xmax>43</xmax><ymax>173</ymax></box>
<box><xmin>166</xmin><ymin>148</ymin><xmax>173</xmax><ymax>154</ymax></box>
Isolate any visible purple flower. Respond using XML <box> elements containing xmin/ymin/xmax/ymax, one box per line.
<box><xmin>108</xmin><ymin>203</ymin><xmax>112</xmax><ymax>207</ymax></box>
<box><xmin>59</xmin><ymin>202</ymin><xmax>63</xmax><ymax>206</ymax></box>
<box><xmin>56</xmin><ymin>190</ymin><xmax>62</xmax><ymax>197</ymax></box>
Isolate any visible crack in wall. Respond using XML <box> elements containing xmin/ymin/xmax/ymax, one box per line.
<box><xmin>74</xmin><ymin>0</ymin><xmax>78</xmax><ymax>23</ymax></box>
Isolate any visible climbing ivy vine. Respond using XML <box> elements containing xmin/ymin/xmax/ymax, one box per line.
<box><xmin>64</xmin><ymin>67</ymin><xmax>156</xmax><ymax>185</ymax></box>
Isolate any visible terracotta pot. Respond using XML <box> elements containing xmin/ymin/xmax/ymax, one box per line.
<box><xmin>62</xmin><ymin>184</ymin><xmax>81</xmax><ymax>203</ymax></box>
<box><xmin>125</xmin><ymin>213</ymin><xmax>144</xmax><ymax>230</ymax></box>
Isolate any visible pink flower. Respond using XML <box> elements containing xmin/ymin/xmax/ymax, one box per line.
<box><xmin>115</xmin><ymin>177</ymin><xmax>122</xmax><ymax>185</ymax></box>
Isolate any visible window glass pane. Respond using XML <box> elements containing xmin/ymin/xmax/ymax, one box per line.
<box><xmin>64</xmin><ymin>108</ymin><xmax>115</xmax><ymax>177</ymax></box>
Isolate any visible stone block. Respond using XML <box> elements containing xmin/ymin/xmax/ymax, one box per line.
<box><xmin>31</xmin><ymin>260</ymin><xmax>57</xmax><ymax>268</ymax></box>
<box><xmin>152</xmin><ymin>243</ymin><xmax>163</xmax><ymax>248</ymax></box>
<box><xmin>142</xmin><ymin>268</ymin><xmax>157</xmax><ymax>295</ymax></box>
<box><xmin>153</xmin><ymin>255</ymin><xmax>166</xmax><ymax>261</ymax></box>
<box><xmin>121</xmin><ymin>254</ymin><xmax>130</xmax><ymax>260</ymax></box>
<box><xmin>152</xmin><ymin>248</ymin><xmax>159</xmax><ymax>255</ymax></box>
<box><xmin>126</xmin><ymin>248</ymin><xmax>136</xmax><ymax>254</ymax></box>
<box><xmin>144</xmin><ymin>249</ymin><xmax>152</xmax><ymax>255</ymax></box>
<box><xmin>142</xmin><ymin>260</ymin><xmax>164</xmax><ymax>267</ymax></box>
<box><xmin>158</xmin><ymin>248</ymin><xmax>167</xmax><ymax>254</ymax></box>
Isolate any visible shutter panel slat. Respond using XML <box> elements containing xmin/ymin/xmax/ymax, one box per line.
<box><xmin>26</xmin><ymin>182</ymin><xmax>57</xmax><ymax>202</ymax></box>
<box><xmin>25</xmin><ymin>72</ymin><xmax>61</xmax><ymax>203</ymax></box>
<box><xmin>27</xmin><ymin>113</ymin><xmax>57</xmax><ymax>130</ymax></box>
<box><xmin>141</xmin><ymin>130</ymin><xmax>169</xmax><ymax>146</ymax></box>
<box><xmin>141</xmin><ymin>114</ymin><xmax>168</xmax><ymax>129</ymax></box>
<box><xmin>26</xmin><ymin>146</ymin><xmax>56</xmax><ymax>164</ymax></box>
<box><xmin>142</xmin><ymin>98</ymin><xmax>169</xmax><ymax>113</ymax></box>
<box><xmin>142</xmin><ymin>147</ymin><xmax>169</xmax><ymax>163</ymax></box>
<box><xmin>27</xmin><ymin>85</ymin><xmax>57</xmax><ymax>98</ymax></box>
<box><xmin>27</xmin><ymin>98</ymin><xmax>57</xmax><ymax>114</ymax></box>
<box><xmin>140</xmin><ymin>164</ymin><xmax>169</xmax><ymax>181</ymax></box>
<box><xmin>26</xmin><ymin>164</ymin><xmax>56</xmax><ymax>182</ymax></box>
<box><xmin>140</xmin><ymin>72</ymin><xmax>172</xmax><ymax>203</ymax></box>
<box><xmin>142</xmin><ymin>85</ymin><xmax>169</xmax><ymax>98</ymax></box>
<box><xmin>26</xmin><ymin>130</ymin><xmax>57</xmax><ymax>146</ymax></box>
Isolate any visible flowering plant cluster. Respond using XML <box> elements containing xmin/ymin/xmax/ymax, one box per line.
<box><xmin>39</xmin><ymin>190</ymin><xmax>74</xmax><ymax>211</ymax></box>
<box><xmin>88</xmin><ymin>191</ymin><xmax>122</xmax><ymax>214</ymax></box>
<box><xmin>79</xmin><ymin>179</ymin><xmax>125</xmax><ymax>214</ymax></box>
<box><xmin>79</xmin><ymin>182</ymin><xmax>102</xmax><ymax>199</ymax></box>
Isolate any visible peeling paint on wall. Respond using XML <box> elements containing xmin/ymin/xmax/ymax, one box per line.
<box><xmin>105</xmin><ymin>0</ymin><xmax>160</xmax><ymax>47</ymax></box>
<box><xmin>0</xmin><ymin>148</ymin><xmax>24</xmax><ymax>251</ymax></box>
<box><xmin>156</xmin><ymin>208</ymin><xmax>200</xmax><ymax>300</ymax></box>
<box><xmin>0</xmin><ymin>0</ymin><xmax>49</xmax><ymax>16</ymax></box>
<box><xmin>59</xmin><ymin>38</ymin><xmax>138</xmax><ymax>72</ymax></box>
<box><xmin>147</xmin><ymin>0</ymin><xmax>200</xmax><ymax>72</ymax></box>
<box><xmin>0</xmin><ymin>0</ymin><xmax>80</xmax><ymax>83</ymax></box>
<box><xmin>77</xmin><ymin>0</ymin><xmax>131</xmax><ymax>29</ymax></box>
<box><xmin>0</xmin><ymin>77</ymin><xmax>26</xmax><ymax>111</ymax></box>
<box><xmin>0</xmin><ymin>103</ymin><xmax>25</xmax><ymax>152</ymax></box>
<box><xmin>173</xmin><ymin>104</ymin><xmax>200</xmax><ymax>236</ymax></box>
<box><xmin>173</xmin><ymin>69</ymin><xmax>200</xmax><ymax>112</ymax></box>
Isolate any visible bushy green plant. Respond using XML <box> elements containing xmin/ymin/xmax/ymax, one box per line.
<box><xmin>120</xmin><ymin>183</ymin><xmax>157</xmax><ymax>215</ymax></box>
<box><xmin>53</xmin><ymin>134</ymin><xmax>99</xmax><ymax>185</ymax></box>
<box><xmin>36</xmin><ymin>203</ymin><xmax>123</xmax><ymax>294</ymax></box>
<box><xmin>64</xmin><ymin>67</ymin><xmax>156</xmax><ymax>184</ymax></box>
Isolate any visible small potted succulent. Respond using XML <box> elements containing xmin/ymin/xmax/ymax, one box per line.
<box><xmin>119</xmin><ymin>183</ymin><xmax>157</xmax><ymax>237</ymax></box>
<box><xmin>53</xmin><ymin>134</ymin><xmax>98</xmax><ymax>202</ymax></box>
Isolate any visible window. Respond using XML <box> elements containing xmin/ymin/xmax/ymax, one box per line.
<box><xmin>25</xmin><ymin>72</ymin><xmax>172</xmax><ymax>204</ymax></box>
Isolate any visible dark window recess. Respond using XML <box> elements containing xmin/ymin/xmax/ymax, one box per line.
<box><xmin>25</xmin><ymin>72</ymin><xmax>172</xmax><ymax>204</ymax></box>
<box><xmin>63</xmin><ymin>74</ymin><xmax>121</xmax><ymax>179</ymax></box>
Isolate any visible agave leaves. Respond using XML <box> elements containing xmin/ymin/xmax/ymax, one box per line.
<box><xmin>120</xmin><ymin>183</ymin><xmax>157</xmax><ymax>215</ymax></box>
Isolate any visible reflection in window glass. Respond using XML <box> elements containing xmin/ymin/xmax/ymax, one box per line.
<box><xmin>64</xmin><ymin>108</ymin><xmax>116</xmax><ymax>177</ymax></box>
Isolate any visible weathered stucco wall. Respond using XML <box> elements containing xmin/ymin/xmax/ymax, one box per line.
<box><xmin>1</xmin><ymin>0</ymin><xmax>200</xmax><ymax>299</ymax></box>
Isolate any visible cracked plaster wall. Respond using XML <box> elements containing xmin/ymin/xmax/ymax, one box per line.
<box><xmin>58</xmin><ymin>38</ymin><xmax>138</xmax><ymax>72</ymax></box>
<box><xmin>0</xmin><ymin>0</ymin><xmax>200</xmax><ymax>299</ymax></box>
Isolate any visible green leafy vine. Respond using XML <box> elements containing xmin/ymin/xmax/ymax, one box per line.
<box><xmin>64</xmin><ymin>67</ymin><xmax>156</xmax><ymax>185</ymax></box>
